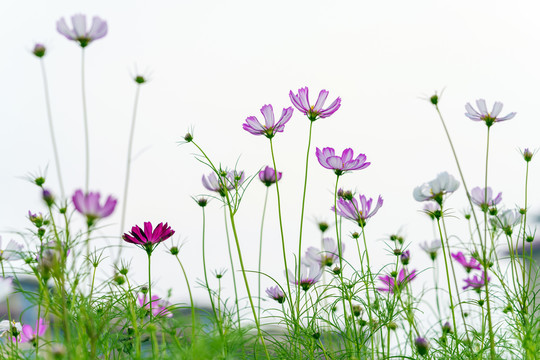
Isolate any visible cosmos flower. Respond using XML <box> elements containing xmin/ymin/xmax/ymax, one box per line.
<box><xmin>451</xmin><ymin>252</ymin><xmax>481</xmax><ymax>273</ymax></box>
<box><xmin>56</xmin><ymin>14</ymin><xmax>108</xmax><ymax>47</ymax></box>
<box><xmin>0</xmin><ymin>237</ymin><xmax>23</xmax><ymax>261</ymax></box>
<box><xmin>491</xmin><ymin>209</ymin><xmax>521</xmax><ymax>235</ymax></box>
<box><xmin>419</xmin><ymin>240</ymin><xmax>441</xmax><ymax>261</ymax></box>
<box><xmin>259</xmin><ymin>166</ymin><xmax>282</xmax><ymax>187</ymax></box>
<box><xmin>12</xmin><ymin>319</ymin><xmax>47</xmax><ymax>343</ymax></box>
<box><xmin>138</xmin><ymin>294</ymin><xmax>173</xmax><ymax>318</ymax></box>
<box><xmin>0</xmin><ymin>278</ymin><xmax>13</xmax><ymax>303</ymax></box>
<box><xmin>242</xmin><ymin>104</ymin><xmax>293</xmax><ymax>138</ymax></box>
<box><xmin>465</xmin><ymin>99</ymin><xmax>516</xmax><ymax>127</ymax></box>
<box><xmin>265</xmin><ymin>286</ymin><xmax>286</xmax><ymax>304</ymax></box>
<box><xmin>289</xmin><ymin>87</ymin><xmax>341</xmax><ymax>121</ymax></box>
<box><xmin>377</xmin><ymin>268</ymin><xmax>417</xmax><ymax>293</ymax></box>
<box><xmin>202</xmin><ymin>170</ymin><xmax>245</xmax><ymax>196</ymax></box>
<box><xmin>333</xmin><ymin>194</ymin><xmax>384</xmax><ymax>227</ymax></box>
<box><xmin>463</xmin><ymin>271</ymin><xmax>490</xmax><ymax>290</ymax></box>
<box><xmin>286</xmin><ymin>258</ymin><xmax>323</xmax><ymax>291</ymax></box>
<box><xmin>0</xmin><ymin>320</ymin><xmax>21</xmax><ymax>337</ymax></box>
<box><xmin>305</xmin><ymin>237</ymin><xmax>344</xmax><ymax>267</ymax></box>
<box><xmin>470</xmin><ymin>187</ymin><xmax>502</xmax><ymax>212</ymax></box>
<box><xmin>316</xmin><ymin>147</ymin><xmax>370</xmax><ymax>176</ymax></box>
<box><xmin>122</xmin><ymin>222</ymin><xmax>175</xmax><ymax>254</ymax></box>
<box><xmin>72</xmin><ymin>190</ymin><xmax>117</xmax><ymax>227</ymax></box>
<box><xmin>413</xmin><ymin>172</ymin><xmax>460</xmax><ymax>205</ymax></box>
<box><xmin>400</xmin><ymin>250</ymin><xmax>411</xmax><ymax>265</ymax></box>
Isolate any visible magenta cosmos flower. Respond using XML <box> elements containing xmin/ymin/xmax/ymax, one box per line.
<box><xmin>333</xmin><ymin>194</ymin><xmax>383</xmax><ymax>227</ymax></box>
<box><xmin>57</xmin><ymin>14</ymin><xmax>108</xmax><ymax>47</ymax></box>
<box><xmin>259</xmin><ymin>166</ymin><xmax>282</xmax><ymax>187</ymax></box>
<box><xmin>72</xmin><ymin>189</ymin><xmax>117</xmax><ymax>227</ymax></box>
<box><xmin>316</xmin><ymin>147</ymin><xmax>370</xmax><ymax>176</ymax></box>
<box><xmin>470</xmin><ymin>186</ymin><xmax>502</xmax><ymax>212</ymax></box>
<box><xmin>290</xmin><ymin>87</ymin><xmax>341</xmax><ymax>121</ymax></box>
<box><xmin>122</xmin><ymin>222</ymin><xmax>174</xmax><ymax>254</ymax></box>
<box><xmin>265</xmin><ymin>286</ymin><xmax>286</xmax><ymax>304</ymax></box>
<box><xmin>465</xmin><ymin>99</ymin><xmax>516</xmax><ymax>127</ymax></box>
<box><xmin>11</xmin><ymin>318</ymin><xmax>47</xmax><ymax>343</ymax></box>
<box><xmin>463</xmin><ymin>271</ymin><xmax>490</xmax><ymax>291</ymax></box>
<box><xmin>377</xmin><ymin>268</ymin><xmax>417</xmax><ymax>294</ymax></box>
<box><xmin>242</xmin><ymin>104</ymin><xmax>293</xmax><ymax>138</ymax></box>
<box><xmin>138</xmin><ymin>294</ymin><xmax>173</xmax><ymax>318</ymax></box>
<box><xmin>451</xmin><ymin>252</ymin><xmax>481</xmax><ymax>273</ymax></box>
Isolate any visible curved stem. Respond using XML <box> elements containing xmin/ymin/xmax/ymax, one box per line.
<box><xmin>175</xmin><ymin>254</ymin><xmax>196</xmax><ymax>349</ymax></box>
<box><xmin>258</xmin><ymin>187</ymin><xmax>269</xmax><ymax>321</ymax></box>
<box><xmin>81</xmin><ymin>48</ymin><xmax>90</xmax><ymax>192</ymax></box>
<box><xmin>223</xmin><ymin>206</ymin><xmax>242</xmax><ymax>330</ymax></box>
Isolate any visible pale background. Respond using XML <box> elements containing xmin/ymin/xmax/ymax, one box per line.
<box><xmin>1</xmin><ymin>0</ymin><xmax>538</xmax><ymax>316</ymax></box>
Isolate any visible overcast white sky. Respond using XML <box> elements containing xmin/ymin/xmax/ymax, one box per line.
<box><xmin>1</xmin><ymin>0</ymin><xmax>539</xmax><ymax>310</ymax></box>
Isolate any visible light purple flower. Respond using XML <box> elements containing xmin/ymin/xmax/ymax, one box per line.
<box><xmin>57</xmin><ymin>14</ymin><xmax>108</xmax><ymax>47</ymax></box>
<box><xmin>72</xmin><ymin>189</ymin><xmax>117</xmax><ymax>227</ymax></box>
<box><xmin>451</xmin><ymin>252</ymin><xmax>481</xmax><ymax>273</ymax></box>
<box><xmin>289</xmin><ymin>87</ymin><xmax>341</xmax><ymax>121</ymax></box>
<box><xmin>419</xmin><ymin>240</ymin><xmax>441</xmax><ymax>261</ymax></box>
<box><xmin>259</xmin><ymin>166</ymin><xmax>282</xmax><ymax>187</ymax></box>
<box><xmin>202</xmin><ymin>170</ymin><xmax>245</xmax><ymax>196</ymax></box>
<box><xmin>305</xmin><ymin>237</ymin><xmax>344</xmax><ymax>267</ymax></box>
<box><xmin>122</xmin><ymin>222</ymin><xmax>175</xmax><ymax>254</ymax></box>
<box><xmin>470</xmin><ymin>187</ymin><xmax>502</xmax><ymax>211</ymax></box>
<box><xmin>138</xmin><ymin>294</ymin><xmax>173</xmax><ymax>318</ymax></box>
<box><xmin>242</xmin><ymin>104</ymin><xmax>293</xmax><ymax>138</ymax></box>
<box><xmin>286</xmin><ymin>258</ymin><xmax>323</xmax><ymax>291</ymax></box>
<box><xmin>377</xmin><ymin>268</ymin><xmax>417</xmax><ymax>293</ymax></box>
<box><xmin>400</xmin><ymin>250</ymin><xmax>411</xmax><ymax>265</ymax></box>
<box><xmin>415</xmin><ymin>337</ymin><xmax>430</xmax><ymax>356</ymax></box>
<box><xmin>463</xmin><ymin>271</ymin><xmax>490</xmax><ymax>290</ymax></box>
<box><xmin>333</xmin><ymin>194</ymin><xmax>384</xmax><ymax>227</ymax></box>
<box><xmin>491</xmin><ymin>209</ymin><xmax>521</xmax><ymax>235</ymax></box>
<box><xmin>12</xmin><ymin>318</ymin><xmax>47</xmax><ymax>343</ymax></box>
<box><xmin>316</xmin><ymin>147</ymin><xmax>370</xmax><ymax>176</ymax></box>
<box><xmin>423</xmin><ymin>203</ymin><xmax>440</xmax><ymax>220</ymax></box>
<box><xmin>413</xmin><ymin>172</ymin><xmax>459</xmax><ymax>205</ymax></box>
<box><xmin>465</xmin><ymin>99</ymin><xmax>516</xmax><ymax>127</ymax></box>
<box><xmin>265</xmin><ymin>286</ymin><xmax>286</xmax><ymax>304</ymax></box>
<box><xmin>0</xmin><ymin>237</ymin><xmax>23</xmax><ymax>261</ymax></box>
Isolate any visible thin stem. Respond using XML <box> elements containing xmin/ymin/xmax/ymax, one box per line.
<box><xmin>147</xmin><ymin>252</ymin><xmax>153</xmax><ymax>321</ymax></box>
<box><xmin>39</xmin><ymin>59</ymin><xmax>65</xmax><ymax>198</ymax></box>
<box><xmin>522</xmin><ymin>161</ymin><xmax>529</xmax><ymax>314</ymax></box>
<box><xmin>223</xmin><ymin>206</ymin><xmax>242</xmax><ymax>330</ymax></box>
<box><xmin>81</xmin><ymin>48</ymin><xmax>90</xmax><ymax>192</ymax></box>
<box><xmin>258</xmin><ymin>187</ymin><xmax>269</xmax><ymax>321</ymax></box>
<box><xmin>174</xmin><ymin>254</ymin><xmax>196</xmax><ymax>350</ymax></box>
<box><xmin>117</xmin><ymin>84</ymin><xmax>142</xmax><ymax>264</ymax></box>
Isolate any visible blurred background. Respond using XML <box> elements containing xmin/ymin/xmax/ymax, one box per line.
<box><xmin>1</xmin><ymin>0</ymin><xmax>539</xmax><ymax>314</ymax></box>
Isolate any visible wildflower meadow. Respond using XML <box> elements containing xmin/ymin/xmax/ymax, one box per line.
<box><xmin>2</xmin><ymin>3</ymin><xmax>540</xmax><ymax>360</ymax></box>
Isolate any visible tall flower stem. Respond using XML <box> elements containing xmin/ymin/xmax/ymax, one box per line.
<box><xmin>522</xmin><ymin>161</ymin><xmax>530</xmax><ymax>313</ymax></box>
<box><xmin>360</xmin><ymin>225</ymin><xmax>377</xmax><ymax>359</ymax></box>
<box><xmin>147</xmin><ymin>252</ymin><xmax>153</xmax><ymax>321</ymax></box>
<box><xmin>81</xmin><ymin>48</ymin><xmax>90</xmax><ymax>192</ymax></box>
<box><xmin>39</xmin><ymin>59</ymin><xmax>65</xmax><ymax>198</ymax></box>
<box><xmin>296</xmin><ymin>121</ymin><xmax>314</xmax><ymax>320</ymax></box>
<box><xmin>223</xmin><ymin>207</ymin><xmax>242</xmax><ymax>331</ymax></box>
<box><xmin>269</xmin><ymin>139</ymin><xmax>295</xmax><ymax>320</ymax></box>
<box><xmin>257</xmin><ymin>187</ymin><xmax>269</xmax><ymax>321</ymax></box>
<box><xmin>118</xmin><ymin>83</ymin><xmax>142</xmax><ymax>264</ymax></box>
<box><xmin>224</xmin><ymin>191</ymin><xmax>270</xmax><ymax>359</ymax></box>
<box><xmin>1</xmin><ymin>262</ymin><xmax>15</xmax><ymax>357</ymax></box>
<box><xmin>482</xmin><ymin>127</ymin><xmax>496</xmax><ymax>359</ymax></box>
<box><xmin>174</xmin><ymin>254</ymin><xmax>196</xmax><ymax>349</ymax></box>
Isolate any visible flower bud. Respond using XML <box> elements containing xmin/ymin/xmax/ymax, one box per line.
<box><xmin>134</xmin><ymin>75</ymin><xmax>146</xmax><ymax>84</ymax></box>
<box><xmin>430</xmin><ymin>94</ymin><xmax>438</xmax><ymax>105</ymax></box>
<box><xmin>415</xmin><ymin>337</ymin><xmax>430</xmax><ymax>356</ymax></box>
<box><xmin>522</xmin><ymin>148</ymin><xmax>533</xmax><ymax>162</ymax></box>
<box><xmin>33</xmin><ymin>44</ymin><xmax>46</xmax><ymax>58</ymax></box>
<box><xmin>42</xmin><ymin>189</ymin><xmax>55</xmax><ymax>207</ymax></box>
<box><xmin>34</xmin><ymin>177</ymin><xmax>45</xmax><ymax>187</ymax></box>
<box><xmin>170</xmin><ymin>246</ymin><xmax>179</xmax><ymax>256</ymax></box>
<box><xmin>318</xmin><ymin>222</ymin><xmax>329</xmax><ymax>233</ymax></box>
<box><xmin>184</xmin><ymin>133</ymin><xmax>193</xmax><ymax>143</ymax></box>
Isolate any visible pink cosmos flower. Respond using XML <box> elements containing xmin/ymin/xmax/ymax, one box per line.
<box><xmin>286</xmin><ymin>258</ymin><xmax>323</xmax><ymax>291</ymax></box>
<box><xmin>465</xmin><ymin>99</ymin><xmax>516</xmax><ymax>127</ymax></box>
<box><xmin>122</xmin><ymin>222</ymin><xmax>175</xmax><ymax>254</ymax></box>
<box><xmin>333</xmin><ymin>194</ymin><xmax>384</xmax><ymax>227</ymax></box>
<box><xmin>377</xmin><ymin>268</ymin><xmax>417</xmax><ymax>294</ymax></box>
<box><xmin>72</xmin><ymin>189</ymin><xmax>117</xmax><ymax>227</ymax></box>
<box><xmin>202</xmin><ymin>170</ymin><xmax>245</xmax><ymax>196</ymax></box>
<box><xmin>259</xmin><ymin>166</ymin><xmax>282</xmax><ymax>187</ymax></box>
<box><xmin>290</xmin><ymin>87</ymin><xmax>341</xmax><ymax>121</ymax></box>
<box><xmin>265</xmin><ymin>286</ymin><xmax>286</xmax><ymax>304</ymax></box>
<box><xmin>305</xmin><ymin>237</ymin><xmax>344</xmax><ymax>267</ymax></box>
<box><xmin>451</xmin><ymin>252</ymin><xmax>481</xmax><ymax>273</ymax></box>
<box><xmin>12</xmin><ymin>318</ymin><xmax>47</xmax><ymax>343</ymax></box>
<box><xmin>138</xmin><ymin>294</ymin><xmax>173</xmax><ymax>318</ymax></box>
<box><xmin>242</xmin><ymin>104</ymin><xmax>293</xmax><ymax>138</ymax></box>
<box><xmin>316</xmin><ymin>147</ymin><xmax>370</xmax><ymax>175</ymax></box>
<box><xmin>57</xmin><ymin>14</ymin><xmax>108</xmax><ymax>47</ymax></box>
<box><xmin>463</xmin><ymin>271</ymin><xmax>490</xmax><ymax>290</ymax></box>
<box><xmin>470</xmin><ymin>187</ymin><xmax>502</xmax><ymax>212</ymax></box>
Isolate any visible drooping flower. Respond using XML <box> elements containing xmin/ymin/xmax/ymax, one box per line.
<box><xmin>11</xmin><ymin>319</ymin><xmax>47</xmax><ymax>343</ymax></box>
<box><xmin>242</xmin><ymin>104</ymin><xmax>293</xmax><ymax>138</ymax></box>
<box><xmin>122</xmin><ymin>222</ymin><xmax>175</xmax><ymax>254</ymax></box>
<box><xmin>463</xmin><ymin>271</ymin><xmax>490</xmax><ymax>290</ymax></box>
<box><xmin>138</xmin><ymin>294</ymin><xmax>173</xmax><ymax>318</ymax></box>
<box><xmin>470</xmin><ymin>187</ymin><xmax>502</xmax><ymax>212</ymax></box>
<box><xmin>259</xmin><ymin>166</ymin><xmax>282</xmax><ymax>187</ymax></box>
<box><xmin>413</xmin><ymin>172</ymin><xmax>460</xmax><ymax>205</ymax></box>
<box><xmin>465</xmin><ymin>99</ymin><xmax>516</xmax><ymax>127</ymax></box>
<box><xmin>56</xmin><ymin>14</ymin><xmax>108</xmax><ymax>47</ymax></box>
<box><xmin>333</xmin><ymin>194</ymin><xmax>384</xmax><ymax>227</ymax></box>
<box><xmin>265</xmin><ymin>286</ymin><xmax>286</xmax><ymax>304</ymax></box>
<box><xmin>286</xmin><ymin>258</ymin><xmax>323</xmax><ymax>291</ymax></box>
<box><xmin>0</xmin><ymin>278</ymin><xmax>13</xmax><ymax>303</ymax></box>
<box><xmin>316</xmin><ymin>147</ymin><xmax>370</xmax><ymax>175</ymax></box>
<box><xmin>0</xmin><ymin>320</ymin><xmax>21</xmax><ymax>338</ymax></box>
<box><xmin>202</xmin><ymin>170</ymin><xmax>245</xmax><ymax>197</ymax></box>
<box><xmin>305</xmin><ymin>237</ymin><xmax>344</xmax><ymax>267</ymax></box>
<box><xmin>451</xmin><ymin>252</ymin><xmax>481</xmax><ymax>273</ymax></box>
<box><xmin>0</xmin><ymin>237</ymin><xmax>23</xmax><ymax>261</ymax></box>
<box><xmin>377</xmin><ymin>268</ymin><xmax>417</xmax><ymax>293</ymax></box>
<box><xmin>419</xmin><ymin>240</ymin><xmax>441</xmax><ymax>261</ymax></box>
<box><xmin>72</xmin><ymin>190</ymin><xmax>117</xmax><ymax>227</ymax></box>
<box><xmin>289</xmin><ymin>87</ymin><xmax>341</xmax><ymax>121</ymax></box>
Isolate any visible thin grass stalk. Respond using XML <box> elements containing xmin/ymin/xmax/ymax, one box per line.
<box><xmin>223</xmin><ymin>206</ymin><xmax>242</xmax><ymax>331</ymax></box>
<box><xmin>257</xmin><ymin>187</ymin><xmax>269</xmax><ymax>321</ymax></box>
<box><xmin>174</xmin><ymin>254</ymin><xmax>196</xmax><ymax>352</ymax></box>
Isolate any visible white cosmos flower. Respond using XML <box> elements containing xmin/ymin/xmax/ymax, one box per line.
<box><xmin>0</xmin><ymin>319</ymin><xmax>22</xmax><ymax>337</ymax></box>
<box><xmin>413</xmin><ymin>172</ymin><xmax>460</xmax><ymax>204</ymax></box>
<box><xmin>0</xmin><ymin>277</ymin><xmax>13</xmax><ymax>303</ymax></box>
<box><xmin>0</xmin><ymin>237</ymin><xmax>23</xmax><ymax>261</ymax></box>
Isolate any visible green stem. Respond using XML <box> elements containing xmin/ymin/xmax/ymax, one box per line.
<box><xmin>81</xmin><ymin>47</ymin><xmax>90</xmax><ymax>192</ymax></box>
<box><xmin>258</xmin><ymin>187</ymin><xmax>269</xmax><ymax>321</ymax></box>
<box><xmin>174</xmin><ymin>254</ymin><xmax>196</xmax><ymax>350</ymax></box>
<box><xmin>223</xmin><ymin>206</ymin><xmax>242</xmax><ymax>331</ymax></box>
